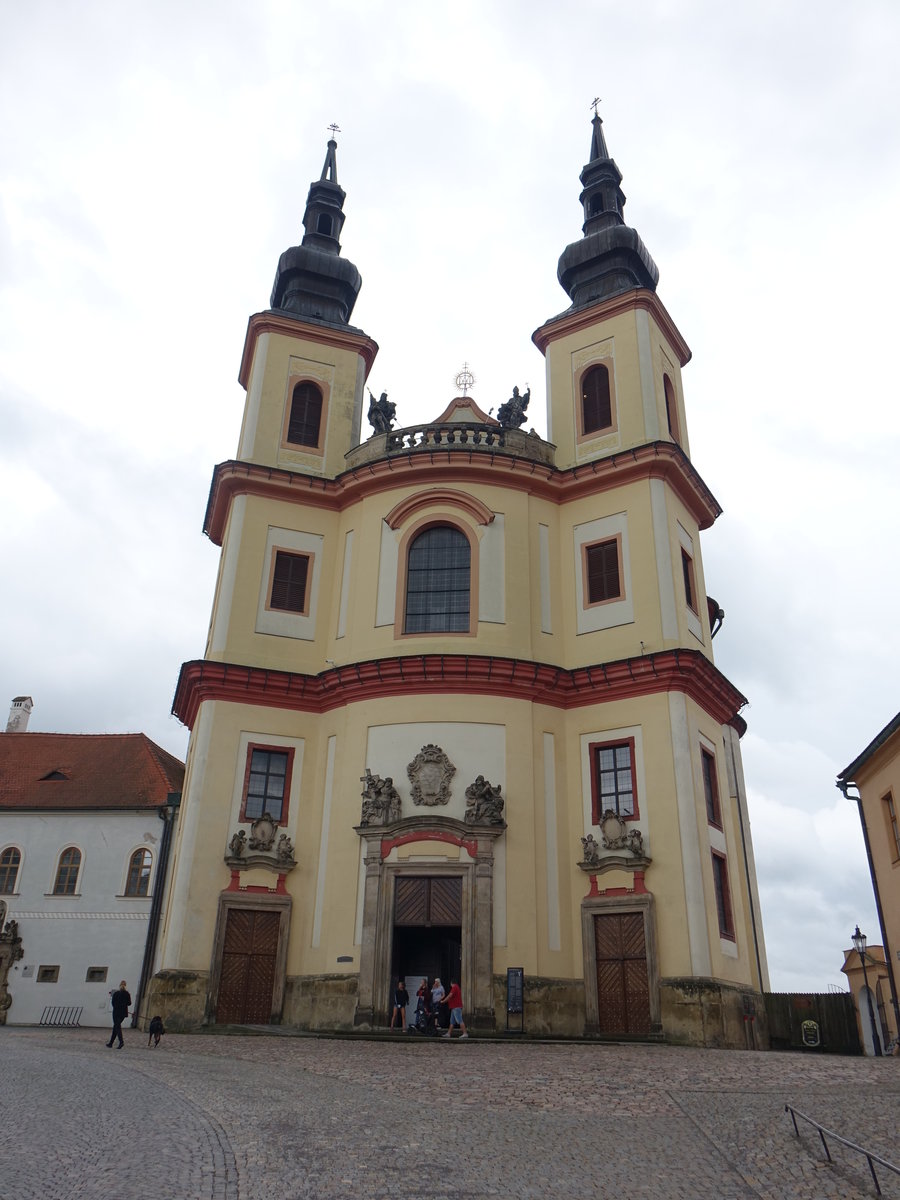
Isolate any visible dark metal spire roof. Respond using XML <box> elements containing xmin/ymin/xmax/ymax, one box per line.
<box><xmin>270</xmin><ymin>136</ymin><xmax>362</xmax><ymax>326</ymax></box>
<box><xmin>557</xmin><ymin>112</ymin><xmax>659</xmax><ymax>309</ymax></box>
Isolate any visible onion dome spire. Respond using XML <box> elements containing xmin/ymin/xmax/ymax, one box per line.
<box><xmin>270</xmin><ymin>131</ymin><xmax>362</xmax><ymax>326</ymax></box>
<box><xmin>557</xmin><ymin>110</ymin><xmax>659</xmax><ymax>309</ymax></box>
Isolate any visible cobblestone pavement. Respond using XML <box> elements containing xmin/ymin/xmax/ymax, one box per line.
<box><xmin>1</xmin><ymin>1028</ymin><xmax>899</xmax><ymax>1200</ymax></box>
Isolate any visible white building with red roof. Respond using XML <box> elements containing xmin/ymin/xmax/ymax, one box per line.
<box><xmin>0</xmin><ymin>713</ymin><xmax>183</xmax><ymax>1028</ymax></box>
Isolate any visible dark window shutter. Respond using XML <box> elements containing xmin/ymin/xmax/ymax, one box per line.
<box><xmin>270</xmin><ymin>552</ymin><xmax>309</xmax><ymax>613</ymax></box>
<box><xmin>582</xmin><ymin>365</ymin><xmax>612</xmax><ymax>433</ymax></box>
<box><xmin>287</xmin><ymin>382</ymin><xmax>323</xmax><ymax>447</ymax></box>
<box><xmin>586</xmin><ymin>540</ymin><xmax>620</xmax><ymax>603</ymax></box>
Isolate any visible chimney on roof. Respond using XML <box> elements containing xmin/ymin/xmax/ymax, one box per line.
<box><xmin>6</xmin><ymin>696</ymin><xmax>34</xmax><ymax>733</ymax></box>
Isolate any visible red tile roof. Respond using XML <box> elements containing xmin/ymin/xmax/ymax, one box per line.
<box><xmin>0</xmin><ymin>733</ymin><xmax>184</xmax><ymax>811</ymax></box>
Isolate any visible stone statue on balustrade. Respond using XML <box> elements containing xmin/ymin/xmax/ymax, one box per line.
<box><xmin>496</xmin><ymin>385</ymin><xmax>530</xmax><ymax>429</ymax></box>
<box><xmin>367</xmin><ymin>390</ymin><xmax>396</xmax><ymax>434</ymax></box>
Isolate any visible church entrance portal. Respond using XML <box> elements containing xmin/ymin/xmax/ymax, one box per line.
<box><xmin>392</xmin><ymin>876</ymin><xmax>462</xmax><ymax>1029</ymax></box>
<box><xmin>354</xmin><ymin>821</ymin><xmax>503</xmax><ymax>1029</ymax></box>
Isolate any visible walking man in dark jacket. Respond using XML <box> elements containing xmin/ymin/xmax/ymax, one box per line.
<box><xmin>106</xmin><ymin>981</ymin><xmax>131</xmax><ymax>1049</ymax></box>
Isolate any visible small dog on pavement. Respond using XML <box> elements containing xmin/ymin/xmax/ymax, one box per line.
<box><xmin>147</xmin><ymin>1015</ymin><xmax>165</xmax><ymax>1048</ymax></box>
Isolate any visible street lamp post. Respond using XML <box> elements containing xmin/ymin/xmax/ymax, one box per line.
<box><xmin>852</xmin><ymin>924</ymin><xmax>883</xmax><ymax>1057</ymax></box>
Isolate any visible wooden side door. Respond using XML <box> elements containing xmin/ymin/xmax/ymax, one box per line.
<box><xmin>594</xmin><ymin>912</ymin><xmax>651</xmax><ymax>1035</ymax></box>
<box><xmin>216</xmin><ymin>909</ymin><xmax>280</xmax><ymax>1025</ymax></box>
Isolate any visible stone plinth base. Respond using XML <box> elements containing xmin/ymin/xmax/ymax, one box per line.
<box><xmin>492</xmin><ymin>974</ymin><xmax>586</xmax><ymax>1036</ymax></box>
<box><xmin>660</xmin><ymin>978</ymin><xmax>768</xmax><ymax>1049</ymax></box>
<box><xmin>283</xmin><ymin>974</ymin><xmax>358</xmax><ymax>1030</ymax></box>
<box><xmin>142</xmin><ymin>970</ymin><xmax>209</xmax><ymax>1030</ymax></box>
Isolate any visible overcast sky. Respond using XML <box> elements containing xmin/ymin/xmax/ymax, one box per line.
<box><xmin>2</xmin><ymin>0</ymin><xmax>898</xmax><ymax>993</ymax></box>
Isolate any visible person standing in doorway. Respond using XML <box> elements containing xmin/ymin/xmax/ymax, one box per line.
<box><xmin>431</xmin><ymin>976</ymin><xmax>446</xmax><ymax>1030</ymax></box>
<box><xmin>106</xmin><ymin>981</ymin><xmax>131</xmax><ymax>1049</ymax></box>
<box><xmin>440</xmin><ymin>979</ymin><xmax>467</xmax><ymax>1039</ymax></box>
<box><xmin>390</xmin><ymin>976</ymin><xmax>409</xmax><ymax>1032</ymax></box>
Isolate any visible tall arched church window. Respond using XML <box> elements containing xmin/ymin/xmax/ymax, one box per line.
<box><xmin>125</xmin><ymin>848</ymin><xmax>152</xmax><ymax>897</ymax></box>
<box><xmin>664</xmin><ymin>374</ymin><xmax>680</xmax><ymax>443</ymax></box>
<box><xmin>287</xmin><ymin>382</ymin><xmax>323</xmax><ymax>448</ymax></box>
<box><xmin>53</xmin><ymin>848</ymin><xmax>81</xmax><ymax>895</ymax></box>
<box><xmin>404</xmin><ymin>525</ymin><xmax>471</xmax><ymax>633</ymax></box>
<box><xmin>582</xmin><ymin>364</ymin><xmax>612</xmax><ymax>434</ymax></box>
<box><xmin>0</xmin><ymin>847</ymin><xmax>21</xmax><ymax>893</ymax></box>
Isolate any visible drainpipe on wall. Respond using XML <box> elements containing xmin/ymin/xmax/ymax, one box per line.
<box><xmin>837</xmin><ymin>780</ymin><xmax>900</xmax><ymax>1038</ymax></box>
<box><xmin>131</xmin><ymin>792</ymin><xmax>181</xmax><ymax>1028</ymax></box>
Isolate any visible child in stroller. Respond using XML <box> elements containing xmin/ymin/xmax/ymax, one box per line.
<box><xmin>413</xmin><ymin>978</ymin><xmax>436</xmax><ymax>1035</ymax></box>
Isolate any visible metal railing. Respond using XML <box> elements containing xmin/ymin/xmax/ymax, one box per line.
<box><xmin>785</xmin><ymin>1104</ymin><xmax>900</xmax><ymax>1196</ymax></box>
<box><xmin>39</xmin><ymin>1005</ymin><xmax>83</xmax><ymax>1027</ymax></box>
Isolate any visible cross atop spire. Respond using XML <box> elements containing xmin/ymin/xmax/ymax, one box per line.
<box><xmin>590</xmin><ymin>96</ymin><xmax>601</xmax><ymax>117</ymax></box>
<box><xmin>320</xmin><ymin>124</ymin><xmax>341</xmax><ymax>184</ymax></box>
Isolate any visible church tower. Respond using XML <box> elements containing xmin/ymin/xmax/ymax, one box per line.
<box><xmin>150</xmin><ymin>121</ymin><xmax>768</xmax><ymax>1047</ymax></box>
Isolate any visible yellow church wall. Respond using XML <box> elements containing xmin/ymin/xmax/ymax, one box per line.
<box><xmin>541</xmin><ymin>298</ymin><xmax>689</xmax><ymax>472</ymax></box>
<box><xmin>237</xmin><ymin>326</ymin><xmax>368</xmax><ymax>479</ymax></box>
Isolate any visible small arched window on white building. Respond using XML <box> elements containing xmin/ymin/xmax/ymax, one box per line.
<box><xmin>0</xmin><ymin>847</ymin><xmax>21</xmax><ymax>894</ymax></box>
<box><xmin>53</xmin><ymin>848</ymin><xmax>81</xmax><ymax>896</ymax></box>
<box><xmin>125</xmin><ymin>848</ymin><xmax>152</xmax><ymax>897</ymax></box>
<box><xmin>404</xmin><ymin>525</ymin><xmax>471</xmax><ymax>633</ymax></box>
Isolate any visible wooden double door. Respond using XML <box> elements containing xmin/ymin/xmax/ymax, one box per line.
<box><xmin>216</xmin><ymin>908</ymin><xmax>280</xmax><ymax>1025</ymax></box>
<box><xmin>594</xmin><ymin>912</ymin><xmax>651</xmax><ymax>1035</ymax></box>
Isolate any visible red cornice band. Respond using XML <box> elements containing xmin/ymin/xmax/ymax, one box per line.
<box><xmin>202</xmin><ymin>440</ymin><xmax>721</xmax><ymax>544</ymax></box>
<box><xmin>172</xmin><ymin>648</ymin><xmax>747</xmax><ymax>734</ymax></box>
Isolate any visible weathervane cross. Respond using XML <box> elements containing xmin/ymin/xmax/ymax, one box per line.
<box><xmin>454</xmin><ymin>362</ymin><xmax>476</xmax><ymax>397</ymax></box>
<box><xmin>590</xmin><ymin>97</ymin><xmax>601</xmax><ymax>117</ymax></box>
<box><xmin>327</xmin><ymin>122</ymin><xmax>341</xmax><ymax>139</ymax></box>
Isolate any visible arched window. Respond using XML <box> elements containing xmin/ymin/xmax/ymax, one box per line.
<box><xmin>404</xmin><ymin>525</ymin><xmax>471</xmax><ymax>633</ymax></box>
<box><xmin>664</xmin><ymin>373</ymin><xmax>680</xmax><ymax>442</ymax></box>
<box><xmin>0</xmin><ymin>847</ymin><xmax>21</xmax><ymax>894</ymax></box>
<box><xmin>581</xmin><ymin>364</ymin><xmax>612</xmax><ymax>434</ymax></box>
<box><xmin>286</xmin><ymin>382</ymin><xmax>323</xmax><ymax>448</ymax></box>
<box><xmin>316</xmin><ymin>213</ymin><xmax>333</xmax><ymax>236</ymax></box>
<box><xmin>53</xmin><ymin>848</ymin><xmax>81</xmax><ymax>896</ymax></box>
<box><xmin>125</xmin><ymin>849</ymin><xmax>152</xmax><ymax>897</ymax></box>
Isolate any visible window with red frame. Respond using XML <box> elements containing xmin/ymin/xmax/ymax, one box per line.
<box><xmin>591</xmin><ymin>740</ymin><xmax>637</xmax><ymax>823</ymax></box>
<box><xmin>711</xmin><ymin>852</ymin><xmax>735</xmax><ymax>938</ymax></box>
<box><xmin>242</xmin><ymin>746</ymin><xmax>292</xmax><ymax>823</ymax></box>
<box><xmin>585</xmin><ymin>539</ymin><xmax>621</xmax><ymax>605</ymax></box>
<box><xmin>701</xmin><ymin>749</ymin><xmax>721</xmax><ymax>826</ymax></box>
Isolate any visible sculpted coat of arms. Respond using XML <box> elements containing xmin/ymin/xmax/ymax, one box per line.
<box><xmin>407</xmin><ymin>744</ymin><xmax>456</xmax><ymax>807</ymax></box>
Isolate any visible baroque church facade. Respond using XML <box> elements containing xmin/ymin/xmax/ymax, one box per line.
<box><xmin>149</xmin><ymin>117</ymin><xmax>769</xmax><ymax>1045</ymax></box>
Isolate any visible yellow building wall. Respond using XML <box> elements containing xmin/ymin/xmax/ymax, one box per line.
<box><xmin>162</xmin><ymin>685</ymin><xmax>760</xmax><ymax>998</ymax></box>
